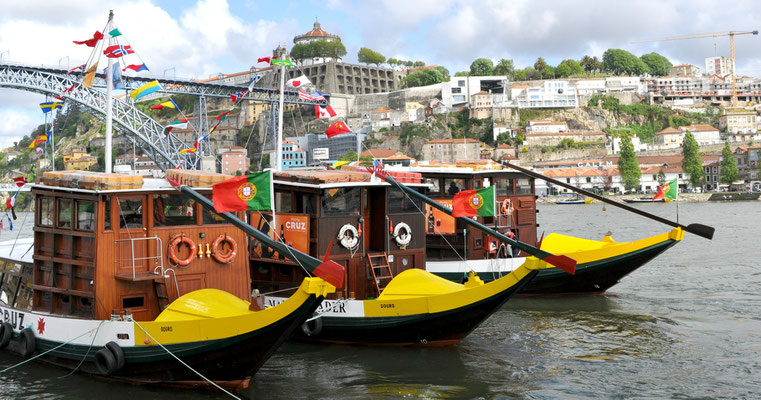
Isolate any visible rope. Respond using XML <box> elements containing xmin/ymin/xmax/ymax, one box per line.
<box><xmin>0</xmin><ymin>321</ymin><xmax>104</xmax><ymax>374</ymax></box>
<box><xmin>305</xmin><ymin>298</ymin><xmax>349</xmax><ymax>322</ymax></box>
<box><xmin>57</xmin><ymin>320</ymin><xmax>105</xmax><ymax>378</ymax></box>
<box><xmin>255</xmin><ymin>211</ymin><xmax>313</xmax><ymax>279</ymax></box>
<box><xmin>132</xmin><ymin>320</ymin><xmax>240</xmax><ymax>400</ymax></box>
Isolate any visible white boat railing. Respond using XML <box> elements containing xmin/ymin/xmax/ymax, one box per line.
<box><xmin>114</xmin><ymin>236</ymin><xmax>164</xmax><ymax>279</ymax></box>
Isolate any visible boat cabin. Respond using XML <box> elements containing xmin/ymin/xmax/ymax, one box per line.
<box><xmin>249</xmin><ymin>169</ymin><xmax>428</xmax><ymax>300</ymax></box>
<box><xmin>399</xmin><ymin>164</ymin><xmax>538</xmax><ymax>261</ymax></box>
<box><xmin>29</xmin><ymin>170</ymin><xmax>250</xmax><ymax>321</ymax></box>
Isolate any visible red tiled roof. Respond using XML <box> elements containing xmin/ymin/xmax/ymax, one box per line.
<box><xmin>372</xmin><ymin>107</ymin><xmax>391</xmax><ymax>113</ymax></box>
<box><xmin>360</xmin><ymin>149</ymin><xmax>399</xmax><ymax>158</ymax></box>
<box><xmin>426</xmin><ymin>138</ymin><xmax>480</xmax><ymax>144</ymax></box>
<box><xmin>680</xmin><ymin>124</ymin><xmax>718</xmax><ymax>132</ymax></box>
<box><xmin>497</xmin><ymin>144</ymin><xmax>514</xmax><ymax>149</ymax></box>
<box><xmin>656</xmin><ymin>127</ymin><xmax>681</xmax><ymax>136</ymax></box>
<box><xmin>526</xmin><ymin>131</ymin><xmax>605</xmax><ymax>137</ymax></box>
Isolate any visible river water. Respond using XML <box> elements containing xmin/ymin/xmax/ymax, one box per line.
<box><xmin>1</xmin><ymin>202</ymin><xmax>759</xmax><ymax>399</ymax></box>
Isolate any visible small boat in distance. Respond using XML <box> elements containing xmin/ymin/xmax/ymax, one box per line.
<box><xmin>554</xmin><ymin>195</ymin><xmax>592</xmax><ymax>204</ymax></box>
<box><xmin>624</xmin><ymin>197</ymin><xmax>667</xmax><ymax>203</ymax></box>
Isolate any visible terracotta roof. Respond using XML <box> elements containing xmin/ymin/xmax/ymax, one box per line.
<box><xmin>296</xmin><ymin>21</ymin><xmax>337</xmax><ymax>39</ymax></box>
<box><xmin>656</xmin><ymin>127</ymin><xmax>681</xmax><ymax>136</ymax></box>
<box><xmin>529</xmin><ymin>120</ymin><xmax>566</xmax><ymax>126</ymax></box>
<box><xmin>525</xmin><ymin>131</ymin><xmax>605</xmax><ymax>137</ymax></box>
<box><xmin>372</xmin><ymin>107</ymin><xmax>391</xmax><ymax>113</ymax></box>
<box><xmin>360</xmin><ymin>149</ymin><xmax>399</xmax><ymax>158</ymax></box>
<box><xmin>680</xmin><ymin>124</ymin><xmax>718</xmax><ymax>132</ymax></box>
<box><xmin>511</xmin><ymin>85</ymin><xmax>530</xmax><ymax>89</ymax></box>
<box><xmin>474</xmin><ymin>91</ymin><xmax>489</xmax><ymax>95</ymax></box>
<box><xmin>386</xmin><ymin>155</ymin><xmax>416</xmax><ymax>160</ymax></box>
<box><xmin>426</xmin><ymin>138</ymin><xmax>480</xmax><ymax>144</ymax></box>
<box><xmin>497</xmin><ymin>144</ymin><xmax>514</xmax><ymax>149</ymax></box>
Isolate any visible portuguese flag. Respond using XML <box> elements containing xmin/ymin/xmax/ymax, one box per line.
<box><xmin>653</xmin><ymin>177</ymin><xmax>678</xmax><ymax>201</ymax></box>
<box><xmin>212</xmin><ymin>171</ymin><xmax>274</xmax><ymax>213</ymax></box>
<box><xmin>452</xmin><ymin>186</ymin><xmax>495</xmax><ymax>218</ymax></box>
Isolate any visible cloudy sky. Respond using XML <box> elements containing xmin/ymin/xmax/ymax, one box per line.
<box><xmin>1</xmin><ymin>0</ymin><xmax>760</xmax><ymax>149</ymax></box>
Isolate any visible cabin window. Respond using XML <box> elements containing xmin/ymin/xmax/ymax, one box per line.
<box><xmin>40</xmin><ymin>197</ymin><xmax>53</xmax><ymax>226</ymax></box>
<box><xmin>321</xmin><ymin>187</ymin><xmax>360</xmax><ymax>216</ymax></box>
<box><xmin>202</xmin><ymin>196</ymin><xmax>227</xmax><ymax>225</ymax></box>
<box><xmin>76</xmin><ymin>200</ymin><xmax>95</xmax><ymax>231</ymax></box>
<box><xmin>275</xmin><ymin>192</ymin><xmax>293</xmax><ymax>213</ymax></box>
<box><xmin>153</xmin><ymin>195</ymin><xmax>195</xmax><ymax>227</ymax></box>
<box><xmin>388</xmin><ymin>188</ymin><xmax>422</xmax><ymax>213</ymax></box>
<box><xmin>103</xmin><ymin>196</ymin><xmax>112</xmax><ymax>230</ymax></box>
<box><xmin>444</xmin><ymin>179</ymin><xmax>465</xmax><ymax>196</ymax></box>
<box><xmin>122</xmin><ymin>296</ymin><xmax>145</xmax><ymax>308</ymax></box>
<box><xmin>116</xmin><ymin>198</ymin><xmax>144</xmax><ymax>229</ymax></box>
<box><xmin>1</xmin><ymin>274</ymin><xmax>20</xmax><ymax>307</ymax></box>
<box><xmin>495</xmin><ymin>178</ymin><xmax>515</xmax><ymax>196</ymax></box>
<box><xmin>424</xmin><ymin>178</ymin><xmax>441</xmax><ymax>195</ymax></box>
<box><xmin>517</xmin><ymin>178</ymin><xmax>533</xmax><ymax>195</ymax></box>
<box><xmin>295</xmin><ymin>193</ymin><xmax>315</xmax><ymax>214</ymax></box>
<box><xmin>58</xmin><ymin>199</ymin><xmax>73</xmax><ymax>229</ymax></box>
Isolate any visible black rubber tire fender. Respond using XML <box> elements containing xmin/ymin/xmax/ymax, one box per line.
<box><xmin>18</xmin><ymin>328</ymin><xmax>35</xmax><ymax>357</ymax></box>
<box><xmin>105</xmin><ymin>341</ymin><xmax>125</xmax><ymax>370</ymax></box>
<box><xmin>95</xmin><ymin>347</ymin><xmax>117</xmax><ymax>376</ymax></box>
<box><xmin>0</xmin><ymin>322</ymin><xmax>12</xmax><ymax>349</ymax></box>
<box><xmin>301</xmin><ymin>314</ymin><xmax>323</xmax><ymax>337</ymax></box>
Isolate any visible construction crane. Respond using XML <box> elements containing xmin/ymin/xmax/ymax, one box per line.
<box><xmin>632</xmin><ymin>30</ymin><xmax>759</xmax><ymax>107</ymax></box>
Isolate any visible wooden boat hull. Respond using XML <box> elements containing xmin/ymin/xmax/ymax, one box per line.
<box><xmin>0</xmin><ymin>279</ymin><xmax>332</xmax><ymax>384</ymax></box>
<box><xmin>266</xmin><ymin>264</ymin><xmax>545</xmax><ymax>346</ymax></box>
<box><xmin>427</xmin><ymin>228</ymin><xmax>684</xmax><ymax>296</ymax></box>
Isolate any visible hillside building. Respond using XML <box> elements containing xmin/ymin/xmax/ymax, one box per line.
<box><xmin>670</xmin><ymin>64</ymin><xmax>701</xmax><ymax>76</ymax></box>
<box><xmin>705</xmin><ymin>56</ymin><xmax>733</xmax><ymax>78</ymax></box>
<box><xmin>421</xmin><ymin>138</ymin><xmax>481</xmax><ymax>163</ymax></box>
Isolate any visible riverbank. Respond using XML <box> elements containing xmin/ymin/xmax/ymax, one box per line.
<box><xmin>537</xmin><ymin>192</ymin><xmax>728</xmax><ymax>204</ymax></box>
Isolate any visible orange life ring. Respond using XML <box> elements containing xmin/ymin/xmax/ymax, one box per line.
<box><xmin>168</xmin><ymin>235</ymin><xmax>196</xmax><ymax>266</ymax></box>
<box><xmin>501</xmin><ymin>199</ymin><xmax>514</xmax><ymax>216</ymax></box>
<box><xmin>212</xmin><ymin>234</ymin><xmax>237</xmax><ymax>264</ymax></box>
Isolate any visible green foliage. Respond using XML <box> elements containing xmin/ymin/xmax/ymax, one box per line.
<box><xmin>413</xmin><ymin>61</ymin><xmax>425</xmax><ymax>67</ymax></box>
<box><xmin>399</xmin><ymin>125</ymin><xmax>431</xmax><ymax>146</ymax></box>
<box><xmin>339</xmin><ymin>150</ymin><xmax>373</xmax><ymax>166</ymax></box>
<box><xmin>541</xmin><ymin>66</ymin><xmax>555</xmax><ymax>79</ymax></box>
<box><xmin>603</xmin><ymin>48</ymin><xmax>649</xmax><ymax>76</ymax></box>
<box><xmin>560</xmin><ymin>59</ymin><xmax>584</xmax><ymax>75</ymax></box>
<box><xmin>454</xmin><ymin>71</ymin><xmax>469</xmax><ymax>77</ymax></box>
<box><xmin>493</xmin><ymin>59</ymin><xmax>514</xmax><ymax>77</ymax></box>
<box><xmin>640</xmin><ymin>52</ymin><xmax>672</xmax><ymax>76</ymax></box>
<box><xmin>290</xmin><ymin>39</ymin><xmax>347</xmax><ymax>61</ymax></box>
<box><xmin>657</xmin><ymin>168</ymin><xmax>666</xmax><ymax>186</ymax></box>
<box><xmin>401</xmin><ymin>67</ymin><xmax>450</xmax><ymax>88</ymax></box>
<box><xmin>534</xmin><ymin>57</ymin><xmax>548</xmax><ymax>71</ymax></box>
<box><xmin>580</xmin><ymin>55</ymin><xmax>604</xmax><ymax>73</ymax></box>
<box><xmin>681</xmin><ymin>132</ymin><xmax>704</xmax><ymax>187</ymax></box>
<box><xmin>720</xmin><ymin>142</ymin><xmax>739</xmax><ymax>184</ymax></box>
<box><xmin>469</xmin><ymin>58</ymin><xmax>494</xmax><ymax>76</ymax></box>
<box><xmin>555</xmin><ymin>63</ymin><xmax>572</xmax><ymax>77</ymax></box>
<box><xmin>618</xmin><ymin>136</ymin><xmax>641</xmax><ymax>191</ymax></box>
<box><xmin>357</xmin><ymin>47</ymin><xmax>386</xmax><ymax>66</ymax></box>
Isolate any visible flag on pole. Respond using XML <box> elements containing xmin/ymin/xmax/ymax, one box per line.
<box><xmin>325</xmin><ymin>121</ymin><xmax>351</xmax><ymax>138</ymax></box>
<box><xmin>310</xmin><ymin>91</ymin><xmax>326</xmax><ymax>101</ymax></box>
<box><xmin>28</xmin><ymin>134</ymin><xmax>48</xmax><ymax>149</ymax></box>
<box><xmin>193</xmin><ymin>134</ymin><xmax>209</xmax><ymax>149</ymax></box>
<box><xmin>179</xmin><ymin>148</ymin><xmax>197</xmax><ymax>155</ymax></box>
<box><xmin>130</xmin><ymin>80</ymin><xmax>162</xmax><ymax>101</ymax></box>
<box><xmin>150</xmin><ymin>99</ymin><xmax>179</xmax><ymax>110</ymax></box>
<box><xmin>82</xmin><ymin>62</ymin><xmax>98</xmax><ymax>88</ymax></box>
<box><xmin>162</xmin><ymin>119</ymin><xmax>189</xmax><ymax>135</ymax></box>
<box><xmin>40</xmin><ymin>101</ymin><xmax>63</xmax><ymax>114</ymax></box>
<box><xmin>212</xmin><ymin>171</ymin><xmax>274</xmax><ymax>213</ymax></box>
<box><xmin>73</xmin><ymin>31</ymin><xmax>104</xmax><ymax>47</ymax></box>
<box><xmin>60</xmin><ymin>83</ymin><xmax>76</xmax><ymax>96</ymax></box>
<box><xmin>123</xmin><ymin>63</ymin><xmax>149</xmax><ymax>72</ymax></box>
<box><xmin>103</xmin><ymin>44</ymin><xmax>135</xmax><ymax>58</ymax></box>
<box><xmin>12</xmin><ymin>177</ymin><xmax>28</xmax><ymax>188</ymax></box>
<box><xmin>108</xmin><ymin>28</ymin><xmax>122</xmax><ymax>37</ymax></box>
<box><xmin>653</xmin><ymin>177</ymin><xmax>678</xmax><ymax>201</ymax></box>
<box><xmin>216</xmin><ymin>111</ymin><xmax>231</xmax><ymax>121</ymax></box>
<box><xmin>272</xmin><ymin>59</ymin><xmax>294</xmax><ymax>67</ymax></box>
<box><xmin>67</xmin><ymin>64</ymin><xmax>86</xmax><ymax>75</ymax></box>
<box><xmin>257</xmin><ymin>57</ymin><xmax>271</xmax><ymax>64</ymax></box>
<box><xmin>208</xmin><ymin>122</ymin><xmax>221</xmax><ymax>135</ymax></box>
<box><xmin>230</xmin><ymin>91</ymin><xmax>247</xmax><ymax>102</ymax></box>
<box><xmin>30</xmin><ymin>165</ymin><xmax>36</xmax><ymax>180</ymax></box>
<box><xmin>247</xmin><ymin>74</ymin><xmax>262</xmax><ymax>91</ymax></box>
<box><xmin>46</xmin><ymin>121</ymin><xmax>56</xmax><ymax>143</ymax></box>
<box><xmin>315</xmin><ymin>104</ymin><xmax>337</xmax><ymax>119</ymax></box>
<box><xmin>452</xmin><ymin>186</ymin><xmax>495</xmax><ymax>218</ymax></box>
<box><xmin>286</xmin><ymin>75</ymin><xmax>310</xmax><ymax>88</ymax></box>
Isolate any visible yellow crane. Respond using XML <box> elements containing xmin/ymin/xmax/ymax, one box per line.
<box><xmin>632</xmin><ymin>30</ymin><xmax>759</xmax><ymax>107</ymax></box>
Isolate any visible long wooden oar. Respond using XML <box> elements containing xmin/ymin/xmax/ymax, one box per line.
<box><xmin>503</xmin><ymin>162</ymin><xmax>715</xmax><ymax>240</ymax></box>
<box><xmin>379</xmin><ymin>173</ymin><xmax>576</xmax><ymax>275</ymax></box>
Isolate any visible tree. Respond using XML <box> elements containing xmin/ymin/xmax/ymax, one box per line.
<box><xmin>657</xmin><ymin>168</ymin><xmax>666</xmax><ymax>186</ymax></box>
<box><xmin>401</xmin><ymin>67</ymin><xmax>448</xmax><ymax>88</ymax></box>
<box><xmin>387</xmin><ymin>58</ymin><xmax>398</xmax><ymax>69</ymax></box>
<box><xmin>541</xmin><ymin>66</ymin><xmax>555</xmax><ymax>79</ymax></box>
<box><xmin>559</xmin><ymin>59</ymin><xmax>583</xmax><ymax>75</ymax></box>
<box><xmin>555</xmin><ymin>63</ymin><xmax>572</xmax><ymax>77</ymax></box>
<box><xmin>469</xmin><ymin>58</ymin><xmax>494</xmax><ymax>76</ymax></box>
<box><xmin>454</xmin><ymin>71</ymin><xmax>469</xmax><ymax>77</ymax></box>
<box><xmin>290</xmin><ymin>39</ymin><xmax>347</xmax><ymax>61</ymax></box>
<box><xmin>357</xmin><ymin>47</ymin><xmax>385</xmax><ymax>66</ymax></box>
<box><xmin>681</xmin><ymin>131</ymin><xmax>705</xmax><ymax>187</ymax></box>
<box><xmin>413</xmin><ymin>61</ymin><xmax>425</xmax><ymax>67</ymax></box>
<box><xmin>493</xmin><ymin>58</ymin><xmax>514</xmax><ymax>77</ymax></box>
<box><xmin>534</xmin><ymin>57</ymin><xmax>548</xmax><ymax>72</ymax></box>
<box><xmin>618</xmin><ymin>136</ymin><xmax>641</xmax><ymax>192</ymax></box>
<box><xmin>603</xmin><ymin>48</ymin><xmax>649</xmax><ymax>76</ymax></box>
<box><xmin>720</xmin><ymin>141</ymin><xmax>739</xmax><ymax>184</ymax></box>
<box><xmin>640</xmin><ymin>52</ymin><xmax>672</xmax><ymax>76</ymax></box>
<box><xmin>580</xmin><ymin>55</ymin><xmax>595</xmax><ymax>73</ymax></box>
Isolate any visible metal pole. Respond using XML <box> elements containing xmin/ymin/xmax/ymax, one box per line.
<box><xmin>105</xmin><ymin>10</ymin><xmax>114</xmax><ymax>173</ymax></box>
<box><xmin>276</xmin><ymin>61</ymin><xmax>286</xmax><ymax>172</ymax></box>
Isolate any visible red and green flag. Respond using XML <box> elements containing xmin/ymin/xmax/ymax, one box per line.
<box><xmin>212</xmin><ymin>171</ymin><xmax>274</xmax><ymax>213</ymax></box>
<box><xmin>452</xmin><ymin>186</ymin><xmax>495</xmax><ymax>218</ymax></box>
<box><xmin>653</xmin><ymin>177</ymin><xmax>678</xmax><ymax>201</ymax></box>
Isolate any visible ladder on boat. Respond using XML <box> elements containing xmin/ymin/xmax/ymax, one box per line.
<box><xmin>367</xmin><ymin>253</ymin><xmax>394</xmax><ymax>296</ymax></box>
<box><xmin>153</xmin><ymin>279</ymin><xmax>170</xmax><ymax>311</ymax></box>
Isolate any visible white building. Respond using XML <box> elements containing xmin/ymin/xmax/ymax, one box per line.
<box><xmin>670</xmin><ymin>64</ymin><xmax>702</xmax><ymax>77</ymax></box>
<box><xmin>513</xmin><ymin>80</ymin><xmax>578</xmax><ymax>108</ymax></box>
<box><xmin>719</xmin><ymin>110</ymin><xmax>758</xmax><ymax>134</ymax></box>
<box><xmin>605</xmin><ymin>76</ymin><xmax>646</xmax><ymax>93</ymax></box>
<box><xmin>679</xmin><ymin>124</ymin><xmax>721</xmax><ymax>146</ymax></box>
<box><xmin>705</xmin><ymin>56</ymin><xmax>733</xmax><ymax>78</ymax></box>
<box><xmin>441</xmin><ymin>76</ymin><xmax>509</xmax><ymax>108</ymax></box>
<box><xmin>576</xmin><ymin>79</ymin><xmax>606</xmax><ymax>95</ymax></box>
<box><xmin>608</xmin><ymin>136</ymin><xmax>647</xmax><ymax>154</ymax></box>
<box><xmin>526</xmin><ymin>120</ymin><xmax>567</xmax><ymax>133</ymax></box>
<box><xmin>292</xmin><ymin>21</ymin><xmax>343</xmax><ymax>66</ymax></box>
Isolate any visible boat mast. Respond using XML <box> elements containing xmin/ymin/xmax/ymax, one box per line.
<box><xmin>104</xmin><ymin>10</ymin><xmax>114</xmax><ymax>173</ymax></box>
<box><xmin>275</xmin><ymin>46</ymin><xmax>286</xmax><ymax>172</ymax></box>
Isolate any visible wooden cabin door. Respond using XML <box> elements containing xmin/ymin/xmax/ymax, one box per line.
<box><xmin>113</xmin><ymin>196</ymin><xmax>150</xmax><ymax>277</ymax></box>
<box><xmin>366</xmin><ymin>187</ymin><xmax>387</xmax><ymax>252</ymax></box>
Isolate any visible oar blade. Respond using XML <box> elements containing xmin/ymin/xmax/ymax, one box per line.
<box><xmin>314</xmin><ymin>260</ymin><xmax>345</xmax><ymax>289</ymax></box>
<box><xmin>543</xmin><ymin>254</ymin><xmax>577</xmax><ymax>275</ymax></box>
<box><xmin>685</xmin><ymin>223</ymin><xmax>715</xmax><ymax>240</ymax></box>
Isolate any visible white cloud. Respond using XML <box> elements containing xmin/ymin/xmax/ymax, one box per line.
<box><xmin>0</xmin><ymin>108</ymin><xmax>39</xmax><ymax>149</ymax></box>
